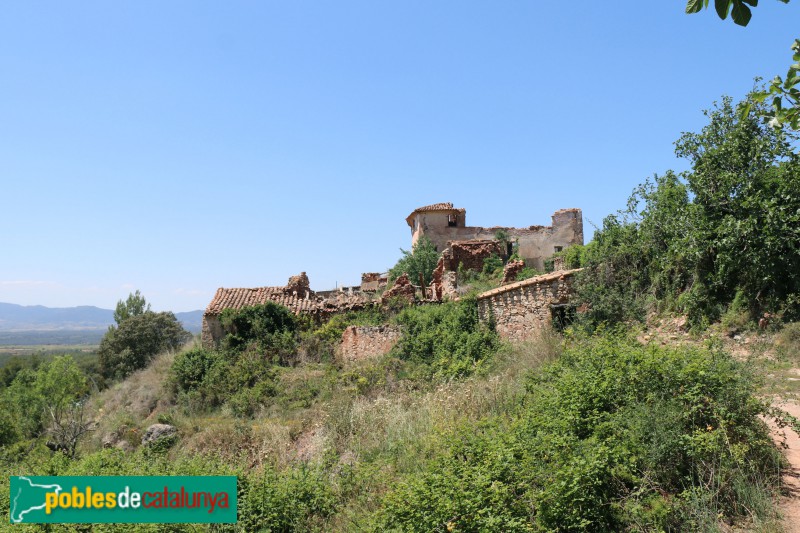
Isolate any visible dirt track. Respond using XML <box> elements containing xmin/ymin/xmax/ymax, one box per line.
<box><xmin>769</xmin><ymin>400</ymin><xmax>800</xmax><ymax>532</ymax></box>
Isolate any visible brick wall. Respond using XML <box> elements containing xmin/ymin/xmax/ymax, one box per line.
<box><xmin>477</xmin><ymin>269</ymin><xmax>580</xmax><ymax>342</ymax></box>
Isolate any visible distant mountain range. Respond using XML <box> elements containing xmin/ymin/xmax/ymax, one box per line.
<box><xmin>0</xmin><ymin>302</ymin><xmax>203</xmax><ymax>334</ymax></box>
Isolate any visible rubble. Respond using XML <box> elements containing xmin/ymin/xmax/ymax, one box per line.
<box><xmin>285</xmin><ymin>272</ymin><xmax>313</xmax><ymax>299</ymax></box>
<box><xmin>501</xmin><ymin>260</ymin><xmax>526</xmax><ymax>285</ymax></box>
<box><xmin>443</xmin><ymin>240</ymin><xmax>505</xmax><ymax>272</ymax></box>
<box><xmin>381</xmin><ymin>273</ymin><xmax>416</xmax><ymax>303</ymax></box>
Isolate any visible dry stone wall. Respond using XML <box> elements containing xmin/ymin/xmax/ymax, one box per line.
<box><xmin>477</xmin><ymin>269</ymin><xmax>580</xmax><ymax>342</ymax></box>
<box><xmin>339</xmin><ymin>325</ymin><xmax>402</xmax><ymax>364</ymax></box>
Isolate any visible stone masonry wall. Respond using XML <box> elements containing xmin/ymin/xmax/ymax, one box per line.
<box><xmin>339</xmin><ymin>325</ymin><xmax>402</xmax><ymax>364</ymax></box>
<box><xmin>477</xmin><ymin>269</ymin><xmax>580</xmax><ymax>342</ymax></box>
<box><xmin>411</xmin><ymin>208</ymin><xmax>583</xmax><ymax>271</ymax></box>
<box><xmin>201</xmin><ymin>315</ymin><xmax>223</xmax><ymax>348</ymax></box>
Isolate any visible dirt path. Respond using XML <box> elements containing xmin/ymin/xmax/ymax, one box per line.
<box><xmin>769</xmin><ymin>399</ymin><xmax>800</xmax><ymax>532</ymax></box>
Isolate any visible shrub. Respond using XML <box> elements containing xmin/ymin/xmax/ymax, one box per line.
<box><xmin>170</xmin><ymin>347</ymin><xmax>222</xmax><ymax>393</ymax></box>
<box><xmin>378</xmin><ymin>333</ymin><xmax>780</xmax><ymax>531</ymax></box>
<box><xmin>391</xmin><ymin>296</ymin><xmax>499</xmax><ymax>380</ymax></box>
<box><xmin>239</xmin><ymin>464</ymin><xmax>337</xmax><ymax>531</ymax></box>
<box><xmin>482</xmin><ymin>254</ymin><xmax>503</xmax><ymax>276</ymax></box>
<box><xmin>776</xmin><ymin>321</ymin><xmax>800</xmax><ymax>362</ymax></box>
<box><xmin>220</xmin><ymin>302</ymin><xmax>296</xmax><ymax>353</ymax></box>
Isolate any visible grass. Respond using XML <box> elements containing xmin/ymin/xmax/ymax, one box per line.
<box><xmin>1</xmin><ymin>312</ymin><xmax>793</xmax><ymax>531</ymax></box>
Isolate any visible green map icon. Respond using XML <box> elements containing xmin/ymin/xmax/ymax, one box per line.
<box><xmin>10</xmin><ymin>476</ymin><xmax>63</xmax><ymax>523</ymax></box>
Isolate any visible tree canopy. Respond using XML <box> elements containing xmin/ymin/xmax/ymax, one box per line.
<box><xmin>100</xmin><ymin>292</ymin><xmax>190</xmax><ymax>380</ymax></box>
<box><xmin>685</xmin><ymin>1</ymin><xmax>799</xmax><ymax>129</ymax></box>
<box><xmin>113</xmin><ymin>289</ymin><xmax>151</xmax><ymax>325</ymax></box>
<box><xmin>388</xmin><ymin>236</ymin><xmax>440</xmax><ymax>287</ymax></box>
<box><xmin>577</xmin><ymin>93</ymin><xmax>800</xmax><ymax>327</ymax></box>
<box><xmin>685</xmin><ymin>0</ymin><xmax>790</xmax><ymax>27</ymax></box>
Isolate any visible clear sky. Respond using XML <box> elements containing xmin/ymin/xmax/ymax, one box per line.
<box><xmin>1</xmin><ymin>1</ymin><xmax>797</xmax><ymax>312</ymax></box>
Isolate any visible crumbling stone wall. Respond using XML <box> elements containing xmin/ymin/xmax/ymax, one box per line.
<box><xmin>202</xmin><ymin>272</ymin><xmax>378</xmax><ymax>348</ymax></box>
<box><xmin>382</xmin><ymin>273</ymin><xmax>416</xmax><ymax>303</ymax></box>
<box><xmin>201</xmin><ymin>316</ymin><xmax>223</xmax><ymax>348</ymax></box>
<box><xmin>285</xmin><ymin>272</ymin><xmax>313</xmax><ymax>298</ymax></box>
<box><xmin>444</xmin><ymin>240</ymin><xmax>505</xmax><ymax>272</ymax></box>
<box><xmin>407</xmin><ymin>205</ymin><xmax>583</xmax><ymax>271</ymax></box>
<box><xmin>477</xmin><ymin>269</ymin><xmax>580</xmax><ymax>342</ymax></box>
<box><xmin>501</xmin><ymin>259</ymin><xmax>525</xmax><ymax>285</ymax></box>
<box><xmin>339</xmin><ymin>325</ymin><xmax>402</xmax><ymax>364</ymax></box>
<box><xmin>361</xmin><ymin>272</ymin><xmax>388</xmax><ymax>292</ymax></box>
<box><xmin>429</xmin><ymin>256</ymin><xmax>459</xmax><ymax>301</ymax></box>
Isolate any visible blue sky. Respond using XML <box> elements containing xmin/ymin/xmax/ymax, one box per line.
<box><xmin>1</xmin><ymin>1</ymin><xmax>797</xmax><ymax>312</ymax></box>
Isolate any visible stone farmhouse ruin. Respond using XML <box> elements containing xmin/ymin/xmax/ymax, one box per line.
<box><xmin>406</xmin><ymin>203</ymin><xmax>583</xmax><ymax>271</ymax></box>
<box><xmin>202</xmin><ymin>203</ymin><xmax>584</xmax><ymax>352</ymax></box>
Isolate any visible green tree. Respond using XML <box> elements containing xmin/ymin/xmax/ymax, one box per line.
<box><xmin>113</xmin><ymin>290</ymin><xmax>151</xmax><ymax>325</ymax></box>
<box><xmin>99</xmin><ymin>311</ymin><xmax>190</xmax><ymax>380</ymax></box>
<box><xmin>388</xmin><ymin>236</ymin><xmax>440</xmax><ymax>287</ymax></box>
<box><xmin>577</xmin><ymin>93</ymin><xmax>800</xmax><ymax>327</ymax></box>
<box><xmin>752</xmin><ymin>39</ymin><xmax>800</xmax><ymax>130</ymax></box>
<box><xmin>685</xmin><ymin>0</ymin><xmax>789</xmax><ymax>27</ymax></box>
<box><xmin>36</xmin><ymin>356</ymin><xmax>92</xmax><ymax>457</ymax></box>
<box><xmin>684</xmin><ymin>1</ymin><xmax>798</xmax><ymax>128</ymax></box>
<box><xmin>675</xmin><ymin>95</ymin><xmax>800</xmax><ymax>320</ymax></box>
<box><xmin>1</xmin><ymin>356</ymin><xmax>92</xmax><ymax>454</ymax></box>
<box><xmin>3</xmin><ymin>368</ymin><xmax>42</xmax><ymax>439</ymax></box>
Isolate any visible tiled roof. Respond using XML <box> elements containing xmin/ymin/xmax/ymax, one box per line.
<box><xmin>406</xmin><ymin>202</ymin><xmax>465</xmax><ymax>226</ymax></box>
<box><xmin>476</xmin><ymin>268</ymin><xmax>583</xmax><ymax>300</ymax></box>
<box><xmin>414</xmin><ymin>202</ymin><xmax>455</xmax><ymax>212</ymax></box>
<box><xmin>204</xmin><ymin>287</ymin><xmax>319</xmax><ymax>316</ymax></box>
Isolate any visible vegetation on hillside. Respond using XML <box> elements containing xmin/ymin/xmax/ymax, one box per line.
<box><xmin>576</xmin><ymin>93</ymin><xmax>800</xmax><ymax>330</ymax></box>
<box><xmin>0</xmin><ymin>323</ymin><xmax>788</xmax><ymax>531</ymax></box>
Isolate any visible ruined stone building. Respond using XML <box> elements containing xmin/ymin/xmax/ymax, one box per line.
<box><xmin>476</xmin><ymin>269</ymin><xmax>581</xmax><ymax>342</ymax></box>
<box><xmin>202</xmin><ymin>203</ymin><xmax>586</xmax><ymax>350</ymax></box>
<box><xmin>201</xmin><ymin>272</ymin><xmax>375</xmax><ymax>348</ymax></box>
<box><xmin>406</xmin><ymin>203</ymin><xmax>583</xmax><ymax>271</ymax></box>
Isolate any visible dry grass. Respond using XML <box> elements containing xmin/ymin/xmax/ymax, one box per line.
<box><xmin>82</xmin><ymin>350</ymin><xmax>178</xmax><ymax>453</ymax></box>
<box><xmin>76</xmin><ymin>328</ymin><xmax>565</xmax><ymax>483</ymax></box>
<box><xmin>321</xmin><ymin>331</ymin><xmax>563</xmax><ymax>474</ymax></box>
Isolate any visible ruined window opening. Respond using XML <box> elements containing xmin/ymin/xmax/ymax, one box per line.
<box><xmin>550</xmin><ymin>304</ymin><xmax>575</xmax><ymax>332</ymax></box>
<box><xmin>506</xmin><ymin>242</ymin><xmax>513</xmax><ymax>257</ymax></box>
<box><xmin>447</xmin><ymin>214</ymin><xmax>457</xmax><ymax>227</ymax></box>
<box><xmin>554</xmin><ymin>246</ymin><xmax>563</xmax><ymax>253</ymax></box>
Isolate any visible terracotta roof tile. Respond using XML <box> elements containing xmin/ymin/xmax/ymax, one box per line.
<box><xmin>414</xmin><ymin>202</ymin><xmax>455</xmax><ymax>212</ymax></box>
<box><xmin>476</xmin><ymin>268</ymin><xmax>583</xmax><ymax>300</ymax></box>
<box><xmin>406</xmin><ymin>202</ymin><xmax>465</xmax><ymax>226</ymax></box>
<box><xmin>204</xmin><ymin>287</ymin><xmax>316</xmax><ymax>316</ymax></box>
<box><xmin>204</xmin><ymin>286</ymin><xmax>375</xmax><ymax>317</ymax></box>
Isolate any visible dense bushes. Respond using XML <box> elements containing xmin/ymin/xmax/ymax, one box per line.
<box><xmin>220</xmin><ymin>302</ymin><xmax>296</xmax><ymax>354</ymax></box>
<box><xmin>172</xmin><ymin>298</ymin><xmax>501</xmax><ymax>415</ymax></box>
<box><xmin>239</xmin><ymin>465</ymin><xmax>337</xmax><ymax>531</ymax></box>
<box><xmin>391</xmin><ymin>295</ymin><xmax>499</xmax><ymax>379</ymax></box>
<box><xmin>0</xmin><ymin>355</ymin><xmax>90</xmax><ymax>454</ymax></box>
<box><xmin>378</xmin><ymin>334</ymin><xmax>780</xmax><ymax>531</ymax></box>
<box><xmin>577</xmin><ymin>94</ymin><xmax>800</xmax><ymax>329</ymax></box>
